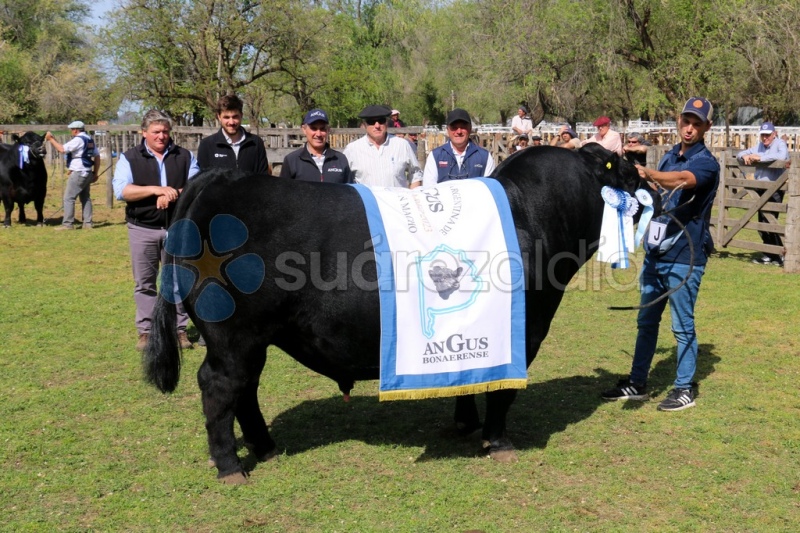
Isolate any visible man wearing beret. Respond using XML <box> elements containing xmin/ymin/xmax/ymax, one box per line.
<box><xmin>343</xmin><ymin>104</ymin><xmax>422</xmax><ymax>188</ymax></box>
<box><xmin>582</xmin><ymin>115</ymin><xmax>623</xmax><ymax>155</ymax></box>
<box><xmin>422</xmin><ymin>108</ymin><xmax>495</xmax><ymax>187</ymax></box>
<box><xmin>279</xmin><ymin>108</ymin><xmax>352</xmax><ymax>183</ymax></box>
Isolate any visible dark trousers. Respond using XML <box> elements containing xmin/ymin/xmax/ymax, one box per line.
<box><xmin>758</xmin><ymin>189</ymin><xmax>785</xmax><ymax>261</ymax></box>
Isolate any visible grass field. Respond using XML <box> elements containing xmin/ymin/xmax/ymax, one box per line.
<box><xmin>1</xmin><ymin>190</ymin><xmax>799</xmax><ymax>532</ymax></box>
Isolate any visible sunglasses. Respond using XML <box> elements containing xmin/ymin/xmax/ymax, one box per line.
<box><xmin>364</xmin><ymin>117</ymin><xmax>387</xmax><ymax>125</ymax></box>
<box><xmin>628</xmin><ymin>140</ymin><xmax>639</xmax><ymax>144</ymax></box>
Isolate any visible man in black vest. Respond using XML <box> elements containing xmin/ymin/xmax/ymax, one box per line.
<box><xmin>112</xmin><ymin>110</ymin><xmax>200</xmax><ymax>351</ymax></box>
<box><xmin>197</xmin><ymin>94</ymin><xmax>269</xmax><ymax>175</ymax></box>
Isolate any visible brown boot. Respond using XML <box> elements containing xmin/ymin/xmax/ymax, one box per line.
<box><xmin>136</xmin><ymin>333</ymin><xmax>149</xmax><ymax>351</ymax></box>
<box><xmin>177</xmin><ymin>331</ymin><xmax>193</xmax><ymax>349</ymax></box>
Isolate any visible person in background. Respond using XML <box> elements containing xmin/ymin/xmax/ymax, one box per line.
<box><xmin>737</xmin><ymin>121</ymin><xmax>789</xmax><ymax>266</ymax></box>
<box><xmin>531</xmin><ymin>135</ymin><xmax>543</xmax><ymax>146</ymax></box>
<box><xmin>279</xmin><ymin>108</ymin><xmax>352</xmax><ymax>183</ymax></box>
<box><xmin>197</xmin><ymin>94</ymin><xmax>269</xmax><ymax>175</ymax></box>
<box><xmin>550</xmin><ymin>125</ymin><xmax>582</xmax><ymax>150</ymax></box>
<box><xmin>44</xmin><ymin>121</ymin><xmax>100</xmax><ymax>230</ymax></box>
<box><xmin>601</xmin><ymin>97</ymin><xmax>720</xmax><ymax>412</ymax></box>
<box><xmin>390</xmin><ymin>109</ymin><xmax>405</xmax><ymax>128</ymax></box>
<box><xmin>583</xmin><ymin>116</ymin><xmax>623</xmax><ymax>155</ymax></box>
<box><xmin>343</xmin><ymin>104</ymin><xmax>422</xmax><ymax>188</ymax></box>
<box><xmin>112</xmin><ymin>110</ymin><xmax>201</xmax><ymax>351</ymax></box>
<box><xmin>511</xmin><ymin>106</ymin><xmax>533</xmax><ymax>136</ymax></box>
<box><xmin>623</xmin><ymin>132</ymin><xmax>652</xmax><ymax>166</ymax></box>
<box><xmin>422</xmin><ymin>108</ymin><xmax>495</xmax><ymax>187</ymax></box>
<box><xmin>513</xmin><ymin>135</ymin><xmax>529</xmax><ymax>153</ymax></box>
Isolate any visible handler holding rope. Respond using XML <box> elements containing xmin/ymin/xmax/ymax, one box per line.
<box><xmin>602</xmin><ymin>97</ymin><xmax>720</xmax><ymax>411</ymax></box>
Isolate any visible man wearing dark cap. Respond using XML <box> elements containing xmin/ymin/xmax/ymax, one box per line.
<box><xmin>279</xmin><ymin>109</ymin><xmax>352</xmax><ymax>183</ymax></box>
<box><xmin>737</xmin><ymin>121</ymin><xmax>789</xmax><ymax>265</ymax></box>
<box><xmin>551</xmin><ymin>124</ymin><xmax>581</xmax><ymax>150</ymax></box>
<box><xmin>45</xmin><ymin>120</ymin><xmax>100</xmax><ymax>230</ymax></box>
<box><xmin>343</xmin><ymin>104</ymin><xmax>422</xmax><ymax>188</ymax></box>
<box><xmin>531</xmin><ymin>135</ymin><xmax>543</xmax><ymax>146</ymax></box>
<box><xmin>197</xmin><ymin>94</ymin><xmax>269</xmax><ymax>175</ymax></box>
<box><xmin>602</xmin><ymin>97</ymin><xmax>720</xmax><ymax>412</ymax></box>
<box><xmin>511</xmin><ymin>106</ymin><xmax>533</xmax><ymax>136</ymax></box>
<box><xmin>422</xmin><ymin>108</ymin><xmax>495</xmax><ymax>187</ymax></box>
<box><xmin>582</xmin><ymin>115</ymin><xmax>622</xmax><ymax>155</ymax></box>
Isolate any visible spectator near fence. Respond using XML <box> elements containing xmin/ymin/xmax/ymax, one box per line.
<box><xmin>737</xmin><ymin>122</ymin><xmax>789</xmax><ymax>266</ymax></box>
<box><xmin>583</xmin><ymin>116</ymin><xmax>623</xmax><ymax>156</ymax></box>
<box><xmin>622</xmin><ymin>132</ymin><xmax>652</xmax><ymax>167</ymax></box>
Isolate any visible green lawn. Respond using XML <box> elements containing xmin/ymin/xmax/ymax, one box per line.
<box><xmin>1</xmin><ymin>196</ymin><xmax>798</xmax><ymax>532</ymax></box>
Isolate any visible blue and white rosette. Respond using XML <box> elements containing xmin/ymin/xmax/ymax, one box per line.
<box><xmin>598</xmin><ymin>186</ymin><xmax>638</xmax><ymax>269</ymax></box>
<box><xmin>633</xmin><ymin>189</ymin><xmax>655</xmax><ymax>247</ymax></box>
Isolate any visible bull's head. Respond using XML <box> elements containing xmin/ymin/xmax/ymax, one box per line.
<box><xmin>428</xmin><ymin>265</ymin><xmax>463</xmax><ymax>300</ymax></box>
<box><xmin>12</xmin><ymin>132</ymin><xmax>47</xmax><ymax>159</ymax></box>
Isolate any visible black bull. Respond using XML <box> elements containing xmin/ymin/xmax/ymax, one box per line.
<box><xmin>145</xmin><ymin>144</ymin><xmax>655</xmax><ymax>483</ymax></box>
<box><xmin>0</xmin><ymin>132</ymin><xmax>48</xmax><ymax>227</ymax></box>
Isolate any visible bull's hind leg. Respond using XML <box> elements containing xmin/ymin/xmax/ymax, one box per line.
<box><xmin>482</xmin><ymin>389</ymin><xmax>518</xmax><ymax>462</ymax></box>
<box><xmin>236</xmin><ymin>379</ymin><xmax>277</xmax><ymax>462</ymax></box>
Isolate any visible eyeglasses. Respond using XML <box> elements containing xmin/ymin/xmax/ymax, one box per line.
<box><xmin>364</xmin><ymin>117</ymin><xmax>387</xmax><ymax>125</ymax></box>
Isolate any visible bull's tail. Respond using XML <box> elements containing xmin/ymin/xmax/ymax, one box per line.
<box><xmin>143</xmin><ymin>294</ymin><xmax>182</xmax><ymax>393</ymax></box>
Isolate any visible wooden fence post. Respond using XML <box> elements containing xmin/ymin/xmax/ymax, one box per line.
<box><xmin>783</xmin><ymin>153</ymin><xmax>799</xmax><ymax>273</ymax></box>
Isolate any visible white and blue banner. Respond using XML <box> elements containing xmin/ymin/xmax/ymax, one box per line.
<box><xmin>352</xmin><ymin>178</ymin><xmax>527</xmax><ymax>401</ymax></box>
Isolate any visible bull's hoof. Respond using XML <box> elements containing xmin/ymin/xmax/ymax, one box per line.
<box><xmin>219</xmin><ymin>472</ymin><xmax>248</xmax><ymax>485</ymax></box>
<box><xmin>490</xmin><ymin>448</ymin><xmax>518</xmax><ymax>463</ymax></box>
<box><xmin>208</xmin><ymin>457</ymin><xmax>216</xmax><ymax>468</ymax></box>
<box><xmin>480</xmin><ymin>440</ymin><xmax>518</xmax><ymax>462</ymax></box>
<box><xmin>257</xmin><ymin>448</ymin><xmax>278</xmax><ymax>462</ymax></box>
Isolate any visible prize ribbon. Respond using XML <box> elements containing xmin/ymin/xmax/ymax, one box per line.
<box><xmin>601</xmin><ymin>186</ymin><xmax>638</xmax><ymax>269</ymax></box>
<box><xmin>634</xmin><ymin>189</ymin><xmax>655</xmax><ymax>247</ymax></box>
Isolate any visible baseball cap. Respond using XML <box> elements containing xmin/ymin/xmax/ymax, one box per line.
<box><xmin>446</xmin><ymin>108</ymin><xmax>471</xmax><ymax>126</ymax></box>
<box><xmin>358</xmin><ymin>105</ymin><xmax>392</xmax><ymax>119</ymax></box>
<box><xmin>681</xmin><ymin>97</ymin><xmax>713</xmax><ymax>123</ymax></box>
<box><xmin>563</xmin><ymin>127</ymin><xmax>578</xmax><ymax>138</ymax></box>
<box><xmin>593</xmin><ymin>116</ymin><xmax>611</xmax><ymax>127</ymax></box>
<box><xmin>759</xmin><ymin>122</ymin><xmax>775</xmax><ymax>134</ymax></box>
<box><xmin>67</xmin><ymin>120</ymin><xmax>85</xmax><ymax>129</ymax></box>
<box><xmin>302</xmin><ymin>108</ymin><xmax>329</xmax><ymax>125</ymax></box>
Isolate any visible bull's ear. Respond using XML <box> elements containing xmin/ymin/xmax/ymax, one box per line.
<box><xmin>11</xmin><ymin>133</ymin><xmax>21</xmax><ymax>142</ymax></box>
<box><xmin>455</xmin><ymin>267</ymin><xmax>463</xmax><ymax>276</ymax></box>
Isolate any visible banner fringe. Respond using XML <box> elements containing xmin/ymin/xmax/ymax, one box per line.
<box><xmin>379</xmin><ymin>379</ymin><xmax>528</xmax><ymax>402</ymax></box>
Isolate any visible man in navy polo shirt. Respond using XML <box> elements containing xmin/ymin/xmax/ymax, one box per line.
<box><xmin>421</xmin><ymin>108</ymin><xmax>495</xmax><ymax>187</ymax></box>
<box><xmin>602</xmin><ymin>97</ymin><xmax>720</xmax><ymax>412</ymax></box>
<box><xmin>279</xmin><ymin>108</ymin><xmax>352</xmax><ymax>183</ymax></box>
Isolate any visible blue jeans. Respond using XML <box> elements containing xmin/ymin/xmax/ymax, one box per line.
<box><xmin>630</xmin><ymin>255</ymin><xmax>705</xmax><ymax>389</ymax></box>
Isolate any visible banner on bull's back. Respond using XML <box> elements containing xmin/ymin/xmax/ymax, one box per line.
<box><xmin>352</xmin><ymin>178</ymin><xmax>527</xmax><ymax>401</ymax></box>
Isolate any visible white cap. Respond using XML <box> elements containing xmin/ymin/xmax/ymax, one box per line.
<box><xmin>67</xmin><ymin>121</ymin><xmax>85</xmax><ymax>129</ymax></box>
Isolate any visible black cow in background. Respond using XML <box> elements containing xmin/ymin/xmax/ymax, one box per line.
<box><xmin>144</xmin><ymin>144</ymin><xmax>656</xmax><ymax>484</ymax></box>
<box><xmin>0</xmin><ymin>132</ymin><xmax>48</xmax><ymax>227</ymax></box>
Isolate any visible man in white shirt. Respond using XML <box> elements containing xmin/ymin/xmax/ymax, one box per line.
<box><xmin>45</xmin><ymin>120</ymin><xmax>100</xmax><ymax>230</ymax></box>
<box><xmin>422</xmin><ymin>108</ymin><xmax>496</xmax><ymax>187</ymax></box>
<box><xmin>511</xmin><ymin>106</ymin><xmax>533</xmax><ymax>136</ymax></box>
<box><xmin>343</xmin><ymin>105</ymin><xmax>423</xmax><ymax>188</ymax></box>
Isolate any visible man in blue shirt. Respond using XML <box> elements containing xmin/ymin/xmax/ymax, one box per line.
<box><xmin>602</xmin><ymin>97</ymin><xmax>720</xmax><ymax>412</ymax></box>
<box><xmin>113</xmin><ymin>109</ymin><xmax>201</xmax><ymax>351</ymax></box>
<box><xmin>737</xmin><ymin>122</ymin><xmax>789</xmax><ymax>265</ymax></box>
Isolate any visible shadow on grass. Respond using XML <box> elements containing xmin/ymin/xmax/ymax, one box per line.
<box><xmin>264</xmin><ymin>344</ymin><xmax>719</xmax><ymax>462</ymax></box>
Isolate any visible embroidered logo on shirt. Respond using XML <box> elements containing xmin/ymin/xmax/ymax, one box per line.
<box><xmin>214</xmin><ymin>153</ymin><xmax>229</xmax><ymax>158</ymax></box>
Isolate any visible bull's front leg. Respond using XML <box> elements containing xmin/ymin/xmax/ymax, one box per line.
<box><xmin>17</xmin><ymin>202</ymin><xmax>26</xmax><ymax>225</ymax></box>
<box><xmin>33</xmin><ymin>197</ymin><xmax>45</xmax><ymax>226</ymax></box>
<box><xmin>482</xmin><ymin>389</ymin><xmax>518</xmax><ymax>462</ymax></box>
<box><xmin>454</xmin><ymin>394</ymin><xmax>481</xmax><ymax>435</ymax></box>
